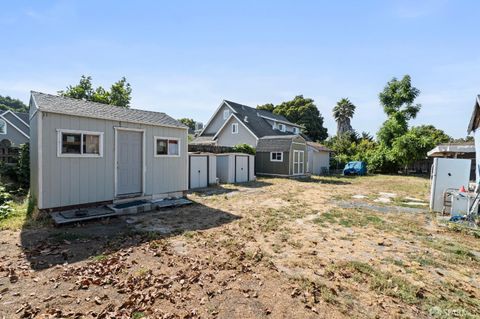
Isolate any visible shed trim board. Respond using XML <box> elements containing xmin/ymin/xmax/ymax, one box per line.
<box><xmin>212</xmin><ymin>113</ymin><xmax>259</xmax><ymax>141</ymax></box>
<box><xmin>114</xmin><ymin>127</ymin><xmax>146</xmax><ymax>198</ymax></box>
<box><xmin>1</xmin><ymin>110</ymin><xmax>30</xmax><ymax>128</ymax></box>
<box><xmin>0</xmin><ymin>114</ymin><xmax>29</xmax><ymax>138</ymax></box>
<box><xmin>234</xmin><ymin>154</ymin><xmax>250</xmax><ymax>183</ymax></box>
<box><xmin>56</xmin><ymin>129</ymin><xmax>104</xmax><ymax>158</ymax></box>
<box><xmin>37</xmin><ymin>111</ymin><xmax>43</xmax><ymax>209</ymax></box>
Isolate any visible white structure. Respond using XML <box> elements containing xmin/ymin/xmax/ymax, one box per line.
<box><xmin>29</xmin><ymin>91</ymin><xmax>189</xmax><ymax>210</ymax></box>
<box><xmin>467</xmin><ymin>95</ymin><xmax>480</xmax><ymax>183</ymax></box>
<box><xmin>188</xmin><ymin>153</ymin><xmax>216</xmax><ymax>189</ymax></box>
<box><xmin>216</xmin><ymin>153</ymin><xmax>255</xmax><ymax>183</ymax></box>
<box><xmin>429</xmin><ymin>158</ymin><xmax>471</xmax><ymax>212</ymax></box>
<box><xmin>306</xmin><ymin>142</ymin><xmax>332</xmax><ymax>175</ymax></box>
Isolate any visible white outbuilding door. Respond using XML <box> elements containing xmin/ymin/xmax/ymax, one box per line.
<box><xmin>235</xmin><ymin>155</ymin><xmax>249</xmax><ymax>183</ymax></box>
<box><xmin>190</xmin><ymin>156</ymin><xmax>208</xmax><ymax>189</ymax></box>
<box><xmin>117</xmin><ymin>130</ymin><xmax>143</xmax><ymax>196</ymax></box>
<box><xmin>293</xmin><ymin>150</ymin><xmax>304</xmax><ymax>175</ymax></box>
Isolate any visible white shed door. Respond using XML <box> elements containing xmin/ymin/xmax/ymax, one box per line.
<box><xmin>190</xmin><ymin>156</ymin><xmax>208</xmax><ymax>189</ymax></box>
<box><xmin>117</xmin><ymin>130</ymin><xmax>143</xmax><ymax>196</ymax></box>
<box><xmin>293</xmin><ymin>150</ymin><xmax>305</xmax><ymax>175</ymax></box>
<box><xmin>235</xmin><ymin>156</ymin><xmax>249</xmax><ymax>183</ymax></box>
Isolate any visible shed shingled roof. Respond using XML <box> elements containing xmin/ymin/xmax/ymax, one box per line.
<box><xmin>31</xmin><ymin>91</ymin><xmax>187</xmax><ymax>129</ymax></box>
<box><xmin>256</xmin><ymin>135</ymin><xmax>302</xmax><ymax>152</ymax></box>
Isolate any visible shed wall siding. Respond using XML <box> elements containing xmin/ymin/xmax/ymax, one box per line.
<box><xmin>255</xmin><ymin>152</ymin><xmax>290</xmax><ymax>175</ymax></box>
<box><xmin>29</xmin><ymin>110</ymin><xmax>39</xmax><ymax>204</ymax></box>
<box><xmin>40</xmin><ymin>112</ymin><xmax>187</xmax><ymax>209</ymax></box>
<box><xmin>215</xmin><ymin>117</ymin><xmax>257</xmax><ymax>147</ymax></box>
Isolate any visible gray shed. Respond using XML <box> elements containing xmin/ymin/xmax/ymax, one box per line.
<box><xmin>188</xmin><ymin>153</ymin><xmax>217</xmax><ymax>189</ymax></box>
<box><xmin>255</xmin><ymin>135</ymin><xmax>308</xmax><ymax>176</ymax></box>
<box><xmin>29</xmin><ymin>91</ymin><xmax>189</xmax><ymax>210</ymax></box>
<box><xmin>216</xmin><ymin>153</ymin><xmax>255</xmax><ymax>183</ymax></box>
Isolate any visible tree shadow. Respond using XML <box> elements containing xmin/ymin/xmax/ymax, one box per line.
<box><xmin>188</xmin><ymin>180</ymin><xmax>272</xmax><ymax>197</ymax></box>
<box><xmin>20</xmin><ymin>200</ymin><xmax>241</xmax><ymax>270</ymax></box>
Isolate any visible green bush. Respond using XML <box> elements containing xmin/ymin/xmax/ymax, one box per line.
<box><xmin>232</xmin><ymin>143</ymin><xmax>256</xmax><ymax>155</ymax></box>
<box><xmin>0</xmin><ymin>186</ymin><xmax>13</xmax><ymax>220</ymax></box>
<box><xmin>16</xmin><ymin>143</ymin><xmax>30</xmax><ymax>188</ymax></box>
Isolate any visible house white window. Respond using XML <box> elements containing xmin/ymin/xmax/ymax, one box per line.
<box><xmin>278</xmin><ymin>123</ymin><xmax>286</xmax><ymax>132</ymax></box>
<box><xmin>0</xmin><ymin>119</ymin><xmax>6</xmax><ymax>134</ymax></box>
<box><xmin>232</xmin><ymin>122</ymin><xmax>238</xmax><ymax>134</ymax></box>
<box><xmin>57</xmin><ymin>129</ymin><xmax>103</xmax><ymax>157</ymax></box>
<box><xmin>270</xmin><ymin>152</ymin><xmax>283</xmax><ymax>162</ymax></box>
<box><xmin>223</xmin><ymin>109</ymin><xmax>230</xmax><ymax>120</ymax></box>
<box><xmin>154</xmin><ymin>137</ymin><xmax>180</xmax><ymax>157</ymax></box>
<box><xmin>293</xmin><ymin>127</ymin><xmax>300</xmax><ymax>134</ymax></box>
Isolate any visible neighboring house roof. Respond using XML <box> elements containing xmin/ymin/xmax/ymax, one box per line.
<box><xmin>256</xmin><ymin>135</ymin><xmax>305</xmax><ymax>152</ymax></box>
<box><xmin>307</xmin><ymin>141</ymin><xmax>333</xmax><ymax>152</ymax></box>
<box><xmin>0</xmin><ymin>110</ymin><xmax>30</xmax><ymax>138</ymax></box>
<box><xmin>189</xmin><ymin>135</ymin><xmax>216</xmax><ymax>145</ymax></box>
<box><xmin>467</xmin><ymin>95</ymin><xmax>480</xmax><ymax>134</ymax></box>
<box><xmin>31</xmin><ymin>91</ymin><xmax>187</xmax><ymax>129</ymax></box>
<box><xmin>13</xmin><ymin>112</ymin><xmax>29</xmax><ymax>124</ymax></box>
<box><xmin>427</xmin><ymin>143</ymin><xmax>475</xmax><ymax>157</ymax></box>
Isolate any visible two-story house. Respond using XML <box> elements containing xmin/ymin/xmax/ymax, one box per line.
<box><xmin>192</xmin><ymin>100</ymin><xmax>308</xmax><ymax>176</ymax></box>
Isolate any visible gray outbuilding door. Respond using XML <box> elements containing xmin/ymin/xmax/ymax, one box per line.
<box><xmin>190</xmin><ymin>156</ymin><xmax>208</xmax><ymax>189</ymax></box>
<box><xmin>117</xmin><ymin>130</ymin><xmax>143</xmax><ymax>196</ymax></box>
<box><xmin>235</xmin><ymin>155</ymin><xmax>249</xmax><ymax>183</ymax></box>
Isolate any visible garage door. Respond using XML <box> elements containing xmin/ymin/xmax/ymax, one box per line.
<box><xmin>235</xmin><ymin>156</ymin><xmax>249</xmax><ymax>183</ymax></box>
<box><xmin>190</xmin><ymin>156</ymin><xmax>208</xmax><ymax>189</ymax></box>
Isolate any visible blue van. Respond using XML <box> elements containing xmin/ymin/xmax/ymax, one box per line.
<box><xmin>343</xmin><ymin>161</ymin><xmax>367</xmax><ymax>176</ymax></box>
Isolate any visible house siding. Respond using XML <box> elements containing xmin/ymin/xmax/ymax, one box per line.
<box><xmin>0</xmin><ymin>121</ymin><xmax>28</xmax><ymax>145</ymax></box>
<box><xmin>255</xmin><ymin>152</ymin><xmax>290</xmax><ymax>175</ymax></box>
<box><xmin>2</xmin><ymin>112</ymin><xmax>29</xmax><ymax>135</ymax></box>
<box><xmin>215</xmin><ymin>116</ymin><xmax>257</xmax><ymax>147</ymax></box>
<box><xmin>37</xmin><ymin>112</ymin><xmax>187</xmax><ymax>209</ymax></box>
<box><xmin>203</xmin><ymin>103</ymin><xmax>232</xmax><ymax>135</ymax></box>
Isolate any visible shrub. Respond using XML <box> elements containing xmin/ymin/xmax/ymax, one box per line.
<box><xmin>0</xmin><ymin>186</ymin><xmax>13</xmax><ymax>220</ymax></box>
<box><xmin>16</xmin><ymin>143</ymin><xmax>30</xmax><ymax>188</ymax></box>
<box><xmin>232</xmin><ymin>143</ymin><xmax>256</xmax><ymax>155</ymax></box>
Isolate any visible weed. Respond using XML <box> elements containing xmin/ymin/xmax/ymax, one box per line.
<box><xmin>132</xmin><ymin>312</ymin><xmax>145</xmax><ymax>319</ymax></box>
<box><xmin>92</xmin><ymin>254</ymin><xmax>108</xmax><ymax>262</ymax></box>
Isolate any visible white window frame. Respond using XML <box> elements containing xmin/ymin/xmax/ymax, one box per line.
<box><xmin>154</xmin><ymin>136</ymin><xmax>181</xmax><ymax>157</ymax></box>
<box><xmin>293</xmin><ymin>127</ymin><xmax>299</xmax><ymax>134</ymax></box>
<box><xmin>57</xmin><ymin>129</ymin><xmax>104</xmax><ymax>158</ymax></box>
<box><xmin>270</xmin><ymin>152</ymin><xmax>283</xmax><ymax>162</ymax></box>
<box><xmin>0</xmin><ymin>119</ymin><xmax>6</xmax><ymax>135</ymax></box>
<box><xmin>278</xmin><ymin>123</ymin><xmax>286</xmax><ymax>132</ymax></box>
<box><xmin>232</xmin><ymin>122</ymin><xmax>239</xmax><ymax>134</ymax></box>
<box><xmin>223</xmin><ymin>109</ymin><xmax>230</xmax><ymax>120</ymax></box>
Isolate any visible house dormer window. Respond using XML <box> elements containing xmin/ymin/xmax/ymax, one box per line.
<box><xmin>232</xmin><ymin>123</ymin><xmax>238</xmax><ymax>134</ymax></box>
<box><xmin>278</xmin><ymin>123</ymin><xmax>286</xmax><ymax>132</ymax></box>
<box><xmin>223</xmin><ymin>109</ymin><xmax>230</xmax><ymax>120</ymax></box>
<box><xmin>293</xmin><ymin>127</ymin><xmax>299</xmax><ymax>134</ymax></box>
<box><xmin>0</xmin><ymin>119</ymin><xmax>6</xmax><ymax>134</ymax></box>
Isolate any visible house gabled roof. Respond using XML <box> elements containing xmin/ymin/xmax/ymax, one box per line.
<box><xmin>31</xmin><ymin>91</ymin><xmax>187</xmax><ymax>129</ymax></box>
<box><xmin>467</xmin><ymin>95</ymin><xmax>480</xmax><ymax>134</ymax></box>
<box><xmin>0</xmin><ymin>111</ymin><xmax>30</xmax><ymax>138</ymax></box>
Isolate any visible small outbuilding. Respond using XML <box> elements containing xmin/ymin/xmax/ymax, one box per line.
<box><xmin>188</xmin><ymin>153</ymin><xmax>217</xmax><ymax>189</ymax></box>
<box><xmin>29</xmin><ymin>91</ymin><xmax>189</xmax><ymax>210</ymax></box>
<box><xmin>216</xmin><ymin>153</ymin><xmax>255</xmax><ymax>183</ymax></box>
<box><xmin>255</xmin><ymin>135</ymin><xmax>308</xmax><ymax>176</ymax></box>
<box><xmin>306</xmin><ymin>142</ymin><xmax>332</xmax><ymax>175</ymax></box>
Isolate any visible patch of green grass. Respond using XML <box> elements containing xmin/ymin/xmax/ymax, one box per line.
<box><xmin>0</xmin><ymin>193</ymin><xmax>50</xmax><ymax>230</ymax></box>
<box><xmin>92</xmin><ymin>254</ymin><xmax>108</xmax><ymax>262</ymax></box>
<box><xmin>132</xmin><ymin>311</ymin><xmax>146</xmax><ymax>319</ymax></box>
<box><xmin>312</xmin><ymin>209</ymin><xmax>385</xmax><ymax>229</ymax></box>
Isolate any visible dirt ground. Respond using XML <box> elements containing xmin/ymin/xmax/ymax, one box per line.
<box><xmin>1</xmin><ymin>175</ymin><xmax>480</xmax><ymax>318</ymax></box>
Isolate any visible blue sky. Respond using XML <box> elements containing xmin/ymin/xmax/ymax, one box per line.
<box><xmin>1</xmin><ymin>0</ymin><xmax>479</xmax><ymax>138</ymax></box>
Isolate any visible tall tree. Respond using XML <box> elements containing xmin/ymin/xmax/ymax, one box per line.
<box><xmin>59</xmin><ymin>75</ymin><xmax>132</xmax><ymax>107</ymax></box>
<box><xmin>273</xmin><ymin>95</ymin><xmax>328</xmax><ymax>141</ymax></box>
<box><xmin>333</xmin><ymin>98</ymin><xmax>356</xmax><ymax>135</ymax></box>
<box><xmin>377</xmin><ymin>75</ymin><xmax>421</xmax><ymax>147</ymax></box>
<box><xmin>256</xmin><ymin>103</ymin><xmax>275</xmax><ymax>112</ymax></box>
<box><xmin>178</xmin><ymin>118</ymin><xmax>196</xmax><ymax>131</ymax></box>
<box><xmin>0</xmin><ymin>95</ymin><xmax>28</xmax><ymax>112</ymax></box>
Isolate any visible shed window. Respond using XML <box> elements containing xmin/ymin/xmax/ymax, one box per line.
<box><xmin>57</xmin><ymin>130</ymin><xmax>103</xmax><ymax>157</ymax></box>
<box><xmin>270</xmin><ymin>152</ymin><xmax>283</xmax><ymax>162</ymax></box>
<box><xmin>155</xmin><ymin>137</ymin><xmax>180</xmax><ymax>157</ymax></box>
<box><xmin>0</xmin><ymin>119</ymin><xmax>6</xmax><ymax>134</ymax></box>
<box><xmin>232</xmin><ymin>123</ymin><xmax>238</xmax><ymax>134</ymax></box>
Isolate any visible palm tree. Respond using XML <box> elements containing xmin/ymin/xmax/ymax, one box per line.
<box><xmin>333</xmin><ymin>98</ymin><xmax>356</xmax><ymax>136</ymax></box>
